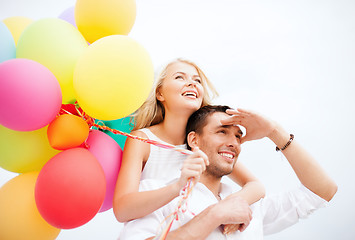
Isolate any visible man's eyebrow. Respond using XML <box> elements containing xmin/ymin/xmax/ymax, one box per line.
<box><xmin>216</xmin><ymin>125</ymin><xmax>243</xmax><ymax>135</ymax></box>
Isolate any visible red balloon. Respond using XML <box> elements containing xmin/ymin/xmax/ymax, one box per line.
<box><xmin>59</xmin><ymin>103</ymin><xmax>83</xmax><ymax>116</ymax></box>
<box><xmin>35</xmin><ymin>148</ymin><xmax>106</xmax><ymax>229</ymax></box>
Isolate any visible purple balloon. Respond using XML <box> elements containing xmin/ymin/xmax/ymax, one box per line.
<box><xmin>58</xmin><ymin>6</ymin><xmax>76</xmax><ymax>27</ymax></box>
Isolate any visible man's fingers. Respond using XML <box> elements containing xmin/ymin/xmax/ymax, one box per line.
<box><xmin>225</xmin><ymin>108</ymin><xmax>238</xmax><ymax>115</ymax></box>
<box><xmin>235</xmin><ymin>108</ymin><xmax>249</xmax><ymax>113</ymax></box>
<box><xmin>240</xmin><ymin>135</ymin><xmax>251</xmax><ymax>144</ymax></box>
<box><xmin>249</xmin><ymin>209</ymin><xmax>253</xmax><ymax>221</ymax></box>
<box><xmin>220</xmin><ymin>112</ymin><xmax>248</xmax><ymax>126</ymax></box>
<box><xmin>239</xmin><ymin>209</ymin><xmax>252</xmax><ymax>232</ymax></box>
<box><xmin>220</xmin><ymin>116</ymin><xmax>243</xmax><ymax>126</ymax></box>
<box><xmin>241</xmin><ymin>216</ymin><xmax>251</xmax><ymax>231</ymax></box>
<box><xmin>226</xmin><ymin>108</ymin><xmax>252</xmax><ymax>115</ymax></box>
<box><xmin>223</xmin><ymin>224</ymin><xmax>240</xmax><ymax>235</ymax></box>
<box><xmin>238</xmin><ymin>223</ymin><xmax>248</xmax><ymax>232</ymax></box>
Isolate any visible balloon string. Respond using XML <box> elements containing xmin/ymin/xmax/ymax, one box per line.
<box><xmin>153</xmin><ymin>179</ymin><xmax>195</xmax><ymax>240</ymax></box>
<box><xmin>84</xmin><ymin>113</ymin><xmax>193</xmax><ymax>156</ymax></box>
<box><xmin>59</xmin><ymin>105</ymin><xmax>195</xmax><ymax>239</ymax></box>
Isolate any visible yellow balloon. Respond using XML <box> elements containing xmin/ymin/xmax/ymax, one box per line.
<box><xmin>16</xmin><ymin>18</ymin><xmax>88</xmax><ymax>104</ymax></box>
<box><xmin>0</xmin><ymin>125</ymin><xmax>59</xmax><ymax>173</ymax></box>
<box><xmin>75</xmin><ymin>0</ymin><xmax>136</xmax><ymax>43</ymax></box>
<box><xmin>74</xmin><ymin>35</ymin><xmax>154</xmax><ymax>120</ymax></box>
<box><xmin>0</xmin><ymin>172</ymin><xmax>61</xmax><ymax>240</ymax></box>
<box><xmin>2</xmin><ymin>16</ymin><xmax>33</xmax><ymax>45</ymax></box>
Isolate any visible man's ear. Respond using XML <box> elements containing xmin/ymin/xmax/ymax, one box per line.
<box><xmin>187</xmin><ymin>131</ymin><xmax>199</xmax><ymax>149</ymax></box>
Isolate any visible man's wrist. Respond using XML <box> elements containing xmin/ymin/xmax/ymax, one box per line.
<box><xmin>267</xmin><ymin>124</ymin><xmax>290</xmax><ymax>148</ymax></box>
<box><xmin>209</xmin><ymin>203</ymin><xmax>226</xmax><ymax>226</ymax></box>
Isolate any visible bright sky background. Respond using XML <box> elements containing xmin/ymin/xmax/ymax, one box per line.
<box><xmin>1</xmin><ymin>0</ymin><xmax>354</xmax><ymax>239</ymax></box>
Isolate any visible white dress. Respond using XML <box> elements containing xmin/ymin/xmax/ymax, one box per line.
<box><xmin>138</xmin><ymin>128</ymin><xmax>187</xmax><ymax>182</ymax></box>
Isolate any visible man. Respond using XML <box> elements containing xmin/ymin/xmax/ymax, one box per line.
<box><xmin>119</xmin><ymin>105</ymin><xmax>337</xmax><ymax>239</ymax></box>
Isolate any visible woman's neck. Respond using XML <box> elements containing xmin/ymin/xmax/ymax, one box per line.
<box><xmin>151</xmin><ymin>110</ymin><xmax>190</xmax><ymax>145</ymax></box>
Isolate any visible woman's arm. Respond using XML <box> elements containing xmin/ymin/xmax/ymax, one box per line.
<box><xmin>223</xmin><ymin>162</ymin><xmax>265</xmax><ymax>234</ymax></box>
<box><xmin>113</xmin><ymin>131</ymin><xmax>208</xmax><ymax>222</ymax></box>
<box><xmin>113</xmin><ymin>131</ymin><xmax>180</xmax><ymax>222</ymax></box>
<box><xmin>228</xmin><ymin>161</ymin><xmax>265</xmax><ymax>205</ymax></box>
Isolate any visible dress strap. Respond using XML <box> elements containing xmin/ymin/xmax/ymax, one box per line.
<box><xmin>138</xmin><ymin>128</ymin><xmax>187</xmax><ymax>148</ymax></box>
<box><xmin>137</xmin><ymin>128</ymin><xmax>159</xmax><ymax>141</ymax></box>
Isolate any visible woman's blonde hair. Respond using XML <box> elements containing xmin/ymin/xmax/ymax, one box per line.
<box><xmin>132</xmin><ymin>58</ymin><xmax>218</xmax><ymax>130</ymax></box>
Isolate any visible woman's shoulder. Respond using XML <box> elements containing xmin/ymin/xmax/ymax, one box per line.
<box><xmin>123</xmin><ymin>129</ymin><xmax>150</xmax><ymax>161</ymax></box>
<box><xmin>135</xmin><ymin>126</ymin><xmax>161</xmax><ymax>140</ymax></box>
<box><xmin>130</xmin><ymin>128</ymin><xmax>150</xmax><ymax>138</ymax></box>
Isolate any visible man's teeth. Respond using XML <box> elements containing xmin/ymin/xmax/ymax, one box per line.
<box><xmin>182</xmin><ymin>91</ymin><xmax>197</xmax><ymax>98</ymax></box>
<box><xmin>219</xmin><ymin>153</ymin><xmax>234</xmax><ymax>159</ymax></box>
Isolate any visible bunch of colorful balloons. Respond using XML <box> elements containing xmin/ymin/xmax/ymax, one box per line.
<box><xmin>0</xmin><ymin>0</ymin><xmax>154</xmax><ymax>239</ymax></box>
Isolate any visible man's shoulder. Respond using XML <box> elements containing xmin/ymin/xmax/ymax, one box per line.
<box><xmin>216</xmin><ymin>181</ymin><xmax>241</xmax><ymax>199</ymax></box>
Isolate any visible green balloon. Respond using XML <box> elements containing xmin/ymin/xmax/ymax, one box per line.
<box><xmin>16</xmin><ymin>18</ymin><xmax>88</xmax><ymax>104</ymax></box>
<box><xmin>95</xmin><ymin>117</ymin><xmax>134</xmax><ymax>149</ymax></box>
<box><xmin>0</xmin><ymin>125</ymin><xmax>59</xmax><ymax>173</ymax></box>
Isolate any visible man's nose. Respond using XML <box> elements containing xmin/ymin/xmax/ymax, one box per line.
<box><xmin>227</xmin><ymin>137</ymin><xmax>241</xmax><ymax>150</ymax></box>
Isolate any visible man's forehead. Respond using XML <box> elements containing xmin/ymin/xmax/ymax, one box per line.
<box><xmin>206</xmin><ymin>112</ymin><xmax>229</xmax><ymax>125</ymax></box>
<box><xmin>205</xmin><ymin>112</ymin><xmax>242</xmax><ymax>132</ymax></box>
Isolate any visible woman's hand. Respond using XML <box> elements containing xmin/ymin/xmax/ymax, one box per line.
<box><xmin>220</xmin><ymin>108</ymin><xmax>277</xmax><ymax>144</ymax></box>
<box><xmin>177</xmin><ymin>147</ymin><xmax>209</xmax><ymax>189</ymax></box>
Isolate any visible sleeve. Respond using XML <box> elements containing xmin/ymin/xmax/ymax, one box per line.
<box><xmin>261</xmin><ymin>184</ymin><xmax>328</xmax><ymax>235</ymax></box>
<box><xmin>118</xmin><ymin>179</ymin><xmax>170</xmax><ymax>240</ymax></box>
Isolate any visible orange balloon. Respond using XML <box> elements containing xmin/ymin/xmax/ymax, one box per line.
<box><xmin>47</xmin><ymin>114</ymin><xmax>89</xmax><ymax>150</ymax></box>
<box><xmin>0</xmin><ymin>172</ymin><xmax>61</xmax><ymax>240</ymax></box>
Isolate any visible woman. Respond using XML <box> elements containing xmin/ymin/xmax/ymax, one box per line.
<box><xmin>113</xmin><ymin>59</ymin><xmax>265</xmax><ymax>233</ymax></box>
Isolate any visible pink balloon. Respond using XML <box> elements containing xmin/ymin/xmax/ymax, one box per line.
<box><xmin>0</xmin><ymin>59</ymin><xmax>62</xmax><ymax>131</ymax></box>
<box><xmin>58</xmin><ymin>6</ymin><xmax>77</xmax><ymax>27</ymax></box>
<box><xmin>86</xmin><ymin>130</ymin><xmax>123</xmax><ymax>212</ymax></box>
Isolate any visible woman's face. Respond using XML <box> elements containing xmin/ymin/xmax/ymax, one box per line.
<box><xmin>157</xmin><ymin>61</ymin><xmax>205</xmax><ymax>114</ymax></box>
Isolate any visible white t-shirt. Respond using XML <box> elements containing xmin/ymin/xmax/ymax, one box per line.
<box><xmin>119</xmin><ymin>180</ymin><xmax>327</xmax><ymax>240</ymax></box>
<box><xmin>139</xmin><ymin>128</ymin><xmax>187</xmax><ymax>181</ymax></box>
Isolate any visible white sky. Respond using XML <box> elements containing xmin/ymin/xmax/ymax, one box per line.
<box><xmin>1</xmin><ymin>0</ymin><xmax>355</xmax><ymax>239</ymax></box>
